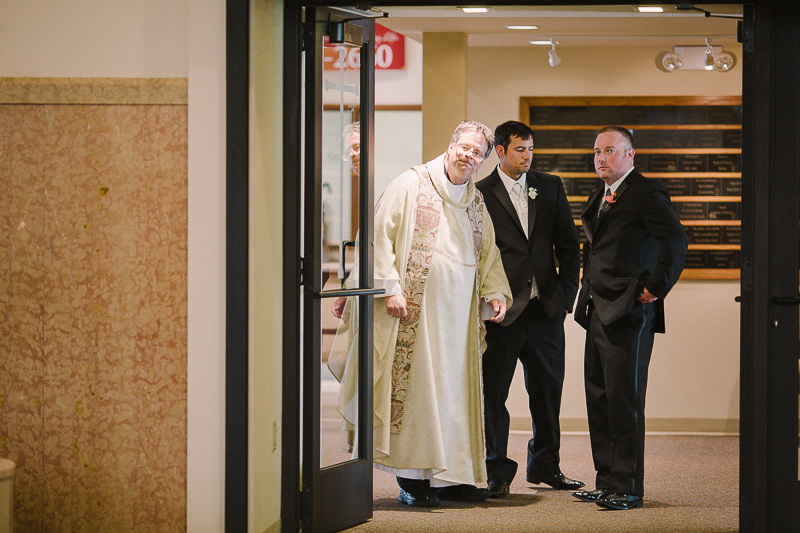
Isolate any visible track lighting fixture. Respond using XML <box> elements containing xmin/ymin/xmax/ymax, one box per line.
<box><xmin>548</xmin><ymin>39</ymin><xmax>561</xmax><ymax>68</ymax></box>
<box><xmin>659</xmin><ymin>39</ymin><xmax>736</xmax><ymax>72</ymax></box>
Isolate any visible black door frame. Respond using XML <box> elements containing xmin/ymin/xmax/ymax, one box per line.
<box><xmin>223</xmin><ymin>1</ymin><xmax>800</xmax><ymax>532</ymax></box>
<box><xmin>738</xmin><ymin>2</ymin><xmax>800</xmax><ymax>531</ymax></box>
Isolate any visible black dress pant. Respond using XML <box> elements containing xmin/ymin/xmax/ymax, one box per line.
<box><xmin>483</xmin><ymin>298</ymin><xmax>567</xmax><ymax>483</ymax></box>
<box><xmin>584</xmin><ymin>299</ymin><xmax>655</xmax><ymax>497</ymax></box>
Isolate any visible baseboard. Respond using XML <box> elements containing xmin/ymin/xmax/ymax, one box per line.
<box><xmin>510</xmin><ymin>417</ymin><xmax>740</xmax><ymax>435</ymax></box>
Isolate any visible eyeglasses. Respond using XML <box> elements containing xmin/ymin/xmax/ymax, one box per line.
<box><xmin>342</xmin><ymin>143</ymin><xmax>360</xmax><ymax>162</ymax></box>
<box><xmin>455</xmin><ymin>143</ymin><xmax>486</xmax><ymax>163</ymax></box>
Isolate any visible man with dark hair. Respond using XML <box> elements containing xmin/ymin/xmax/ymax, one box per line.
<box><xmin>476</xmin><ymin>120</ymin><xmax>582</xmax><ymax>498</ymax></box>
<box><xmin>573</xmin><ymin>125</ymin><xmax>687</xmax><ymax>510</ymax></box>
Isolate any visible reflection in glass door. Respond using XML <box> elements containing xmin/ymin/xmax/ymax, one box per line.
<box><xmin>319</xmin><ymin>55</ymin><xmax>362</xmax><ymax>469</ymax></box>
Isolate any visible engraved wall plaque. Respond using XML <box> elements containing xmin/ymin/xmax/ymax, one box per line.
<box><xmin>707</xmin><ymin>202</ymin><xmax>740</xmax><ymax>220</ymax></box>
<box><xmin>693</xmin><ymin>178</ymin><xmax>722</xmax><ymax>196</ymax></box>
<box><xmin>690</xmin><ymin>225</ymin><xmax>722</xmax><ymax>245</ymax></box>
<box><xmin>678</xmin><ymin>154</ymin><xmax>708</xmax><ymax>172</ymax></box>
<box><xmin>676</xmin><ymin>202</ymin><xmax>707</xmax><ymax>220</ymax></box>
<box><xmin>524</xmin><ymin>97</ymin><xmax>742</xmax><ymax>277</ymax></box>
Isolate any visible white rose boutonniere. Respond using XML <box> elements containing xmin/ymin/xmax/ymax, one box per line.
<box><xmin>528</xmin><ymin>187</ymin><xmax>538</xmax><ymax>204</ymax></box>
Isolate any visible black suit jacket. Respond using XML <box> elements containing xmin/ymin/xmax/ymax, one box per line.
<box><xmin>574</xmin><ymin>169</ymin><xmax>688</xmax><ymax>333</ymax></box>
<box><xmin>477</xmin><ymin>168</ymin><xmax>581</xmax><ymax>325</ymax></box>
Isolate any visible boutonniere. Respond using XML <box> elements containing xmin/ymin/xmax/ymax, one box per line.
<box><xmin>528</xmin><ymin>187</ymin><xmax>538</xmax><ymax>204</ymax></box>
<box><xmin>603</xmin><ymin>192</ymin><xmax>617</xmax><ymax>208</ymax></box>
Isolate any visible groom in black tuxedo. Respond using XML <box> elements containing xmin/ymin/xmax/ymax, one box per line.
<box><xmin>572</xmin><ymin>126</ymin><xmax>687</xmax><ymax>510</ymax></box>
<box><xmin>476</xmin><ymin>121</ymin><xmax>582</xmax><ymax>498</ymax></box>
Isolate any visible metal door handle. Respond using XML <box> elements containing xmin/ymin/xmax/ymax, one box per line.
<box><xmin>339</xmin><ymin>240</ymin><xmax>356</xmax><ymax>288</ymax></box>
<box><xmin>316</xmin><ymin>287</ymin><xmax>385</xmax><ymax>299</ymax></box>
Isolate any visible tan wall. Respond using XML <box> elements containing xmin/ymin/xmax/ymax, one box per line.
<box><xmin>0</xmin><ymin>77</ymin><xmax>188</xmax><ymax>531</ymax></box>
<box><xmin>422</xmin><ymin>33</ymin><xmax>468</xmax><ymax>161</ymax></box>
<box><xmin>250</xmin><ymin>1</ymin><xmax>285</xmax><ymax>531</ymax></box>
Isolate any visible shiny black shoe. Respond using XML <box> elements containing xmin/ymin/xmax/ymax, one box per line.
<box><xmin>434</xmin><ymin>484</ymin><xmax>491</xmax><ymax>502</ymax></box>
<box><xmin>487</xmin><ymin>480</ymin><xmax>511</xmax><ymax>498</ymax></box>
<box><xmin>397</xmin><ymin>489</ymin><xmax>440</xmax><ymax>507</ymax></box>
<box><xmin>595</xmin><ymin>493</ymin><xmax>643</xmax><ymax>510</ymax></box>
<box><xmin>527</xmin><ymin>472</ymin><xmax>585</xmax><ymax>490</ymax></box>
<box><xmin>572</xmin><ymin>489</ymin><xmax>607</xmax><ymax>503</ymax></box>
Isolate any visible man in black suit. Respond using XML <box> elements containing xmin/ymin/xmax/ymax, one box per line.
<box><xmin>476</xmin><ymin>120</ymin><xmax>582</xmax><ymax>498</ymax></box>
<box><xmin>572</xmin><ymin>126</ymin><xmax>687</xmax><ymax>510</ymax></box>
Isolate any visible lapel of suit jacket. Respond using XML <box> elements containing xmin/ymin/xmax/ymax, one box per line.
<box><xmin>526</xmin><ymin>172</ymin><xmax>538</xmax><ymax>239</ymax></box>
<box><xmin>490</xmin><ymin>169</ymin><xmax>526</xmax><ymax>236</ymax></box>
<box><xmin>581</xmin><ymin>187</ymin><xmax>604</xmax><ymax>244</ymax></box>
<box><xmin>596</xmin><ymin>172</ymin><xmax>634</xmax><ymax>231</ymax></box>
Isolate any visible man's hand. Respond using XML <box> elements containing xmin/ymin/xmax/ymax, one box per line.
<box><xmin>487</xmin><ymin>298</ymin><xmax>507</xmax><ymax>323</ymax></box>
<box><xmin>386</xmin><ymin>294</ymin><xmax>408</xmax><ymax>318</ymax></box>
<box><xmin>331</xmin><ymin>296</ymin><xmax>347</xmax><ymax>318</ymax></box>
<box><xmin>636</xmin><ymin>287</ymin><xmax>658</xmax><ymax>304</ymax></box>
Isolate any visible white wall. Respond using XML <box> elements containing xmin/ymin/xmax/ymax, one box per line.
<box><xmin>0</xmin><ymin>0</ymin><xmax>188</xmax><ymax>77</ymax></box>
<box><xmin>2</xmin><ymin>1</ymin><xmax>227</xmax><ymax>531</ymax></box>
<box><xmin>186</xmin><ymin>0</ymin><xmax>226</xmax><ymax>528</ymax></box>
<box><xmin>469</xmin><ymin>44</ymin><xmax>742</xmax><ymax>431</ymax></box>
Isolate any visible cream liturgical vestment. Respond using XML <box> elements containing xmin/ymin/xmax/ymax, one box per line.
<box><xmin>329</xmin><ymin>153</ymin><xmax>512</xmax><ymax>487</ymax></box>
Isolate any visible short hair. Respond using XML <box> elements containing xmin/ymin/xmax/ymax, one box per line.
<box><xmin>450</xmin><ymin>120</ymin><xmax>494</xmax><ymax>158</ymax></box>
<box><xmin>597</xmin><ymin>126</ymin><xmax>635</xmax><ymax>150</ymax></box>
<box><xmin>494</xmin><ymin>120</ymin><xmax>534</xmax><ymax>151</ymax></box>
<box><xmin>342</xmin><ymin>121</ymin><xmax>359</xmax><ymax>139</ymax></box>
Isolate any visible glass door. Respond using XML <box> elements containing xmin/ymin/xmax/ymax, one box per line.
<box><xmin>301</xmin><ymin>6</ymin><xmax>380</xmax><ymax>533</ymax></box>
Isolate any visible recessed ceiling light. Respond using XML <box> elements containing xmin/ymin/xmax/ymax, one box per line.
<box><xmin>460</xmin><ymin>7</ymin><xmax>489</xmax><ymax>14</ymax></box>
<box><xmin>507</xmin><ymin>25</ymin><xmax>539</xmax><ymax>30</ymax></box>
<box><xmin>638</xmin><ymin>6</ymin><xmax>664</xmax><ymax>13</ymax></box>
<box><xmin>529</xmin><ymin>40</ymin><xmax>552</xmax><ymax>45</ymax></box>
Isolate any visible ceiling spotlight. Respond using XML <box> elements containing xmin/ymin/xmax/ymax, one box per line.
<box><xmin>460</xmin><ymin>7</ymin><xmax>489</xmax><ymax>13</ymax></box>
<box><xmin>662</xmin><ymin>52</ymin><xmax>683</xmax><ymax>72</ymax></box>
<box><xmin>713</xmin><ymin>52</ymin><xmax>735</xmax><ymax>71</ymax></box>
<box><xmin>637</xmin><ymin>6</ymin><xmax>664</xmax><ymax>12</ymax></box>
<box><xmin>703</xmin><ymin>38</ymin><xmax>714</xmax><ymax>69</ymax></box>
<box><xmin>507</xmin><ymin>25</ymin><xmax>539</xmax><ymax>30</ymax></box>
<box><xmin>548</xmin><ymin>39</ymin><xmax>561</xmax><ymax>68</ymax></box>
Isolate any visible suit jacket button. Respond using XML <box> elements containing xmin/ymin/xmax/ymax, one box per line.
<box><xmin>527</xmin><ymin>280</ymin><xmax>532</xmax><ymax>285</ymax></box>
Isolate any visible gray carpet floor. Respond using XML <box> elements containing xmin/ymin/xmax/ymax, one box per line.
<box><xmin>341</xmin><ymin>433</ymin><xmax>739</xmax><ymax>532</ymax></box>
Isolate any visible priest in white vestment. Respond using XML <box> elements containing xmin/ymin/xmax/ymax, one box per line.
<box><xmin>330</xmin><ymin>121</ymin><xmax>512</xmax><ymax>508</ymax></box>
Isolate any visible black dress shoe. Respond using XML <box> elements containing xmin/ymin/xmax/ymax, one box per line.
<box><xmin>397</xmin><ymin>489</ymin><xmax>440</xmax><ymax>507</ymax></box>
<box><xmin>527</xmin><ymin>472</ymin><xmax>585</xmax><ymax>490</ymax></box>
<box><xmin>572</xmin><ymin>489</ymin><xmax>607</xmax><ymax>502</ymax></box>
<box><xmin>434</xmin><ymin>484</ymin><xmax>491</xmax><ymax>502</ymax></box>
<box><xmin>487</xmin><ymin>480</ymin><xmax>510</xmax><ymax>498</ymax></box>
<box><xmin>595</xmin><ymin>493</ymin><xmax>643</xmax><ymax>510</ymax></box>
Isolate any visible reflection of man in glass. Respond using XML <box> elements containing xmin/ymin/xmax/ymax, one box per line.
<box><xmin>343</xmin><ymin>121</ymin><xmax>360</xmax><ymax>175</ymax></box>
<box><xmin>329</xmin><ymin>121</ymin><xmax>512</xmax><ymax>508</ymax></box>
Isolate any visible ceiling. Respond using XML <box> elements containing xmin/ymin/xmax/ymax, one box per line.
<box><xmin>377</xmin><ymin>4</ymin><xmax>743</xmax><ymax>48</ymax></box>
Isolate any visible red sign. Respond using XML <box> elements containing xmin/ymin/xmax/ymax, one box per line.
<box><xmin>323</xmin><ymin>23</ymin><xmax>405</xmax><ymax>71</ymax></box>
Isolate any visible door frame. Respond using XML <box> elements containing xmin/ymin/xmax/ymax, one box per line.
<box><xmin>222</xmin><ymin>1</ymin><xmax>800</xmax><ymax>532</ymax></box>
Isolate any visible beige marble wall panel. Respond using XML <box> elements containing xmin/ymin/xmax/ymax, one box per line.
<box><xmin>0</xmin><ymin>88</ymin><xmax>187</xmax><ymax>532</ymax></box>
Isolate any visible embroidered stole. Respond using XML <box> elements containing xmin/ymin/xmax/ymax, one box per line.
<box><xmin>389</xmin><ymin>165</ymin><xmax>484</xmax><ymax>434</ymax></box>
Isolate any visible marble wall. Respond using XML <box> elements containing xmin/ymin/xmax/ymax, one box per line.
<box><xmin>0</xmin><ymin>78</ymin><xmax>187</xmax><ymax>532</ymax></box>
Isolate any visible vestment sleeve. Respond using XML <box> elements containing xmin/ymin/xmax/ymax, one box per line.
<box><xmin>476</xmin><ymin>199</ymin><xmax>513</xmax><ymax>307</ymax></box>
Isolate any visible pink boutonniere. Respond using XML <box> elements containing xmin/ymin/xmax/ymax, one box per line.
<box><xmin>604</xmin><ymin>192</ymin><xmax>617</xmax><ymax>205</ymax></box>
